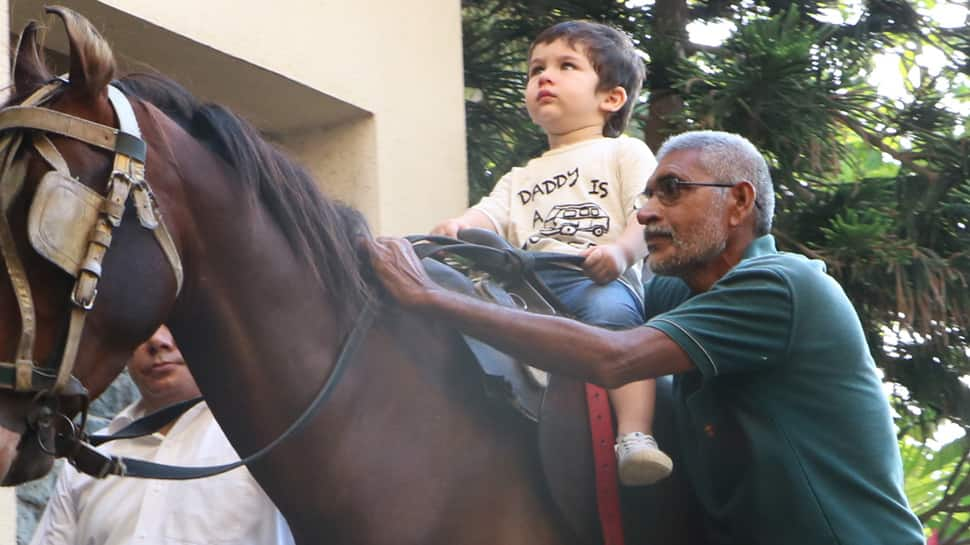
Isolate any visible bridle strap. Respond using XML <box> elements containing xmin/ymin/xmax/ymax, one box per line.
<box><xmin>0</xmin><ymin>364</ymin><xmax>86</xmax><ymax>397</ymax></box>
<box><xmin>29</xmin><ymin>105</ymin><xmax>183</xmax><ymax>294</ymax></box>
<box><xmin>0</xmin><ymin>77</ymin><xmax>353</xmax><ymax>482</ymax></box>
<box><xmin>32</xmin><ymin>134</ymin><xmax>70</xmax><ymax>174</ymax></box>
<box><xmin>0</xmin><ymin>80</ymin><xmax>184</xmax><ymax>397</ymax></box>
<box><xmin>0</xmin><ymin>83</ymin><xmax>67</xmax><ymax>391</ymax></box>
<box><xmin>0</xmin><ymin>106</ymin><xmax>145</xmax><ymax>162</ymax></box>
<box><xmin>53</xmin><ymin>98</ymin><xmax>144</xmax><ymax>392</ymax></box>
<box><xmin>0</xmin><ymin>133</ymin><xmax>35</xmax><ymax>389</ymax></box>
<box><xmin>64</xmin><ymin>304</ymin><xmax>378</xmax><ymax>479</ymax></box>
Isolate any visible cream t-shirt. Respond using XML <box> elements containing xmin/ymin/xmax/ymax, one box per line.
<box><xmin>473</xmin><ymin>135</ymin><xmax>656</xmax><ymax>289</ymax></box>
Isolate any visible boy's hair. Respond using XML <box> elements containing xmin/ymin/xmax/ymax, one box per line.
<box><xmin>529</xmin><ymin>21</ymin><xmax>645</xmax><ymax>137</ymax></box>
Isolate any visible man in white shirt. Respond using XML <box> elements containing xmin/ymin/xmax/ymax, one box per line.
<box><xmin>30</xmin><ymin>325</ymin><xmax>294</xmax><ymax>545</ymax></box>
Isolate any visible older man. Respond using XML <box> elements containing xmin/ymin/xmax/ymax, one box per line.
<box><xmin>30</xmin><ymin>325</ymin><xmax>293</xmax><ymax>545</ymax></box>
<box><xmin>369</xmin><ymin>131</ymin><xmax>924</xmax><ymax>544</ymax></box>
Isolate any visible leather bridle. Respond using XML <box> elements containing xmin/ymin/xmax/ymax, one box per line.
<box><xmin>0</xmin><ymin>78</ymin><xmax>378</xmax><ymax>481</ymax></box>
<box><xmin>0</xmin><ymin>77</ymin><xmax>182</xmax><ymax>468</ymax></box>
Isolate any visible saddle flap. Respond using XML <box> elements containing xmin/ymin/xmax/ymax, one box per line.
<box><xmin>28</xmin><ymin>171</ymin><xmax>102</xmax><ymax>277</ymax></box>
<box><xmin>423</xmin><ymin>257</ymin><xmax>545</xmax><ymax>421</ymax></box>
<box><xmin>539</xmin><ymin>374</ymin><xmax>600</xmax><ymax>544</ymax></box>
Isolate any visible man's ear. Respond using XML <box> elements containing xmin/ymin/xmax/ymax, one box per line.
<box><xmin>728</xmin><ymin>181</ymin><xmax>758</xmax><ymax>227</ymax></box>
<box><xmin>599</xmin><ymin>86</ymin><xmax>628</xmax><ymax>113</ymax></box>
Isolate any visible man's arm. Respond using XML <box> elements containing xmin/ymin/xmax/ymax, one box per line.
<box><xmin>368</xmin><ymin>237</ymin><xmax>694</xmax><ymax>386</ymax></box>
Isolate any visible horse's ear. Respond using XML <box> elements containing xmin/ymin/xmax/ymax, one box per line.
<box><xmin>12</xmin><ymin>21</ymin><xmax>52</xmax><ymax>94</ymax></box>
<box><xmin>45</xmin><ymin>6</ymin><xmax>115</xmax><ymax>99</ymax></box>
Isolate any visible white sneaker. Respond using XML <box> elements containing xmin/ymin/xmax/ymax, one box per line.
<box><xmin>615</xmin><ymin>432</ymin><xmax>673</xmax><ymax>486</ymax></box>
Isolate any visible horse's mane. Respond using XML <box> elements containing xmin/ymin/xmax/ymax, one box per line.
<box><xmin>115</xmin><ymin>73</ymin><xmax>374</xmax><ymax>318</ymax></box>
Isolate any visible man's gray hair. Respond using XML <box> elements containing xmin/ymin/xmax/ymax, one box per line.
<box><xmin>656</xmin><ymin>131</ymin><xmax>775</xmax><ymax>235</ymax></box>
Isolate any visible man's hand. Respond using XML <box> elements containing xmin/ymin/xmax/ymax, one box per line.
<box><xmin>367</xmin><ymin>237</ymin><xmax>441</xmax><ymax>308</ymax></box>
<box><xmin>580</xmin><ymin>244</ymin><xmax>630</xmax><ymax>284</ymax></box>
<box><xmin>430</xmin><ymin>218</ymin><xmax>469</xmax><ymax>238</ymax></box>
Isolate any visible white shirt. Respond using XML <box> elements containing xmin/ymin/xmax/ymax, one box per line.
<box><xmin>472</xmin><ymin>135</ymin><xmax>656</xmax><ymax>288</ymax></box>
<box><xmin>30</xmin><ymin>401</ymin><xmax>294</xmax><ymax>545</ymax></box>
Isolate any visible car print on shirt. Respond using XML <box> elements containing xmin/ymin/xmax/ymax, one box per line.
<box><xmin>529</xmin><ymin>202</ymin><xmax>611</xmax><ymax>244</ymax></box>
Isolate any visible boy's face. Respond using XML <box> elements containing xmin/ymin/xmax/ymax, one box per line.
<box><xmin>525</xmin><ymin>38</ymin><xmax>624</xmax><ymax>137</ymax></box>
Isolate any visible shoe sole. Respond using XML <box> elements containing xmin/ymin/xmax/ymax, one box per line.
<box><xmin>618</xmin><ymin>450</ymin><xmax>673</xmax><ymax>487</ymax></box>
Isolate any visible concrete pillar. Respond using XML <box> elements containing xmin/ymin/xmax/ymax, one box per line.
<box><xmin>276</xmin><ymin>115</ymin><xmax>380</xmax><ymax>226</ymax></box>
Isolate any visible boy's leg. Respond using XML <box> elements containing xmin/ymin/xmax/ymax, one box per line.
<box><xmin>610</xmin><ymin>378</ymin><xmax>672</xmax><ymax>486</ymax></box>
<box><xmin>535</xmin><ymin>268</ymin><xmax>672</xmax><ymax>486</ymax></box>
<box><xmin>611</xmin><ymin>379</ymin><xmax>655</xmax><ymax>437</ymax></box>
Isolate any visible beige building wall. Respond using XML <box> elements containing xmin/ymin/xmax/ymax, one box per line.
<box><xmin>9</xmin><ymin>0</ymin><xmax>468</xmax><ymax>234</ymax></box>
<box><xmin>3</xmin><ymin>0</ymin><xmax>467</xmax><ymax>542</ymax></box>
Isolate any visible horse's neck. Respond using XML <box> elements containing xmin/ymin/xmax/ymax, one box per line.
<box><xmin>159</xmin><ymin>133</ymin><xmax>345</xmax><ymax>455</ymax></box>
<box><xmin>152</xmin><ymin>123</ymin><xmax>567</xmax><ymax>545</ymax></box>
<box><xmin>265</xmin><ymin>308</ymin><xmax>561</xmax><ymax>543</ymax></box>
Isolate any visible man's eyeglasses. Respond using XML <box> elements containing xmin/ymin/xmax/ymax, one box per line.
<box><xmin>638</xmin><ymin>177</ymin><xmax>759</xmax><ymax>209</ymax></box>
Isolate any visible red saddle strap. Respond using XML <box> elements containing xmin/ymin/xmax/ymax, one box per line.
<box><xmin>585</xmin><ymin>383</ymin><xmax>625</xmax><ymax>545</ymax></box>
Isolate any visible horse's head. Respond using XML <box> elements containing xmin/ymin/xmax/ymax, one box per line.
<box><xmin>0</xmin><ymin>7</ymin><xmax>183</xmax><ymax>484</ymax></box>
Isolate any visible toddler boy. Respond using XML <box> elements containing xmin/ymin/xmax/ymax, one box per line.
<box><xmin>433</xmin><ymin>20</ymin><xmax>671</xmax><ymax>485</ymax></box>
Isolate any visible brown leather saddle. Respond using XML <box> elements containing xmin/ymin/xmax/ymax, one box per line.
<box><xmin>416</xmin><ymin>229</ymin><xmax>704</xmax><ymax>545</ymax></box>
<box><xmin>414</xmin><ymin>230</ymin><xmax>576</xmax><ymax>419</ymax></box>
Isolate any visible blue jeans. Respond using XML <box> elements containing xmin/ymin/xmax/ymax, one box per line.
<box><xmin>535</xmin><ymin>266</ymin><xmax>644</xmax><ymax>330</ymax></box>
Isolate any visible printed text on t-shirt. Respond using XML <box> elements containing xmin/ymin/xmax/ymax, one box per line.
<box><xmin>517</xmin><ymin>167</ymin><xmax>580</xmax><ymax>204</ymax></box>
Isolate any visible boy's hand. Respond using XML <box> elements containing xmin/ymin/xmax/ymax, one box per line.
<box><xmin>580</xmin><ymin>244</ymin><xmax>629</xmax><ymax>284</ymax></box>
<box><xmin>430</xmin><ymin>218</ymin><xmax>468</xmax><ymax>238</ymax></box>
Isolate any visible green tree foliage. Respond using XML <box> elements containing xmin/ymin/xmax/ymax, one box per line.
<box><xmin>463</xmin><ymin>0</ymin><xmax>969</xmax><ymax>537</ymax></box>
<box><xmin>903</xmin><ymin>433</ymin><xmax>970</xmax><ymax>540</ymax></box>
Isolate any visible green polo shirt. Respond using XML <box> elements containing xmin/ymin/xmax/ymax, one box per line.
<box><xmin>644</xmin><ymin>235</ymin><xmax>923</xmax><ymax>545</ymax></box>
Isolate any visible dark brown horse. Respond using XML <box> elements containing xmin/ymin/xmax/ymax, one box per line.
<box><xmin>0</xmin><ymin>8</ymin><xmax>586</xmax><ymax>545</ymax></box>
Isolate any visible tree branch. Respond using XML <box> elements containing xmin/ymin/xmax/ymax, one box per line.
<box><xmin>772</xmin><ymin>229</ymin><xmax>829</xmax><ymax>261</ymax></box>
<box><xmin>834</xmin><ymin>113</ymin><xmax>940</xmax><ymax>183</ymax></box>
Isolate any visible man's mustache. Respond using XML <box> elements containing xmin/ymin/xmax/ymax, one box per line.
<box><xmin>643</xmin><ymin>227</ymin><xmax>673</xmax><ymax>238</ymax></box>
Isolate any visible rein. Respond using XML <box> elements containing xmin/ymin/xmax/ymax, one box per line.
<box><xmin>406</xmin><ymin>233</ymin><xmax>584</xmax><ymax>313</ymax></box>
<box><xmin>63</xmin><ymin>304</ymin><xmax>377</xmax><ymax>479</ymax></box>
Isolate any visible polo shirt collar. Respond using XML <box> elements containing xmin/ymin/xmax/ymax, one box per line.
<box><xmin>741</xmin><ymin>234</ymin><xmax>777</xmax><ymax>261</ymax></box>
